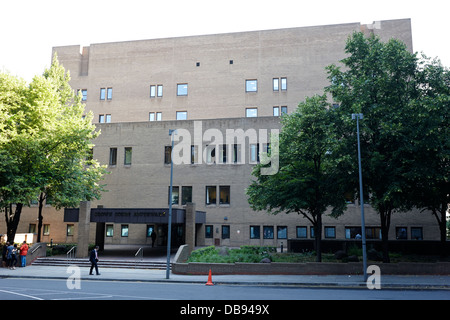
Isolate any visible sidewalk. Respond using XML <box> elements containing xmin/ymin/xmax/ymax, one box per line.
<box><xmin>1</xmin><ymin>265</ymin><xmax>449</xmax><ymax>290</ymax></box>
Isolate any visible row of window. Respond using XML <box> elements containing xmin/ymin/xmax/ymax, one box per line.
<box><xmin>77</xmin><ymin>77</ymin><xmax>288</xmax><ymax>102</ymax></box>
<box><xmin>169</xmin><ymin>185</ymin><xmax>231</xmax><ymax>206</ymax></box>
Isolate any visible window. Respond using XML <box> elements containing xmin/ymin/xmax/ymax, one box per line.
<box><xmin>99</xmin><ymin>114</ymin><xmax>104</xmax><ymax>123</ymax></box>
<box><xmin>324</xmin><ymin>226</ymin><xmax>336</xmax><ymax>239</ymax></box>
<box><xmin>281</xmin><ymin>106</ymin><xmax>288</xmax><ymax>114</ymax></box>
<box><xmin>273</xmin><ymin>107</ymin><xmax>280</xmax><ymax>116</ymax></box>
<box><xmin>246</xmin><ymin>108</ymin><xmax>257</xmax><ymax>118</ymax></box>
<box><xmin>250</xmin><ymin>143</ymin><xmax>259</xmax><ymax>163</ymax></box>
<box><xmin>157</xmin><ymin>85</ymin><xmax>163</xmax><ymax>97</ymax></box>
<box><xmin>296</xmin><ymin>226</ymin><xmax>307</xmax><ymax>238</ymax></box>
<box><xmin>277</xmin><ymin>226</ymin><xmax>287</xmax><ymax>239</ymax></box>
<box><xmin>121</xmin><ymin>225</ymin><xmax>129</xmax><ymax>237</ymax></box>
<box><xmin>366</xmin><ymin>227</ymin><xmax>381</xmax><ymax>239</ymax></box>
<box><xmin>205</xmin><ymin>225</ymin><xmax>213</xmax><ymax>238</ymax></box>
<box><xmin>149</xmin><ymin>112</ymin><xmax>162</xmax><ymax>121</ymax></box>
<box><xmin>246</xmin><ymin>79</ymin><xmax>257</xmax><ymax>92</ymax></box>
<box><xmin>168</xmin><ymin>186</ymin><xmax>179</xmax><ymax>205</ymax></box>
<box><xmin>106</xmin><ymin>224</ymin><xmax>114</xmax><ymax>237</ymax></box>
<box><xmin>105</xmin><ymin>114</ymin><xmax>111</xmax><ymax>123</ymax></box>
<box><xmin>164</xmin><ymin>146</ymin><xmax>172</xmax><ymax>164</ymax></box>
<box><xmin>177</xmin><ymin>83</ymin><xmax>188</xmax><ymax>96</ymax></box>
<box><xmin>80</xmin><ymin>89</ymin><xmax>87</xmax><ymax>101</ymax></box>
<box><xmin>66</xmin><ymin>224</ymin><xmax>74</xmax><ymax>236</ymax></box>
<box><xmin>190</xmin><ymin>145</ymin><xmax>198</xmax><ymax>164</ymax></box>
<box><xmin>181</xmin><ymin>186</ymin><xmax>192</xmax><ymax>205</ymax></box>
<box><xmin>176</xmin><ymin>111</ymin><xmax>187</xmax><ymax>120</ymax></box>
<box><xmin>43</xmin><ymin>224</ymin><xmax>50</xmax><ymax>236</ymax></box>
<box><xmin>263</xmin><ymin>226</ymin><xmax>274</xmax><ymax>239</ymax></box>
<box><xmin>206</xmin><ymin>186</ymin><xmax>217</xmax><ymax>205</ymax></box>
<box><xmin>411</xmin><ymin>227</ymin><xmax>423</xmax><ymax>240</ymax></box>
<box><xmin>124</xmin><ymin>147</ymin><xmax>132</xmax><ymax>165</ymax></box>
<box><xmin>100</xmin><ymin>88</ymin><xmax>106</xmax><ymax>100</ymax></box>
<box><xmin>109</xmin><ymin>148</ymin><xmax>117</xmax><ymax>166</ymax></box>
<box><xmin>107</xmin><ymin>87</ymin><xmax>113</xmax><ymax>100</ymax></box>
<box><xmin>150</xmin><ymin>85</ymin><xmax>156</xmax><ymax>98</ymax></box>
<box><xmin>219</xmin><ymin>186</ymin><xmax>230</xmax><ymax>205</ymax></box>
<box><xmin>250</xmin><ymin>226</ymin><xmax>260</xmax><ymax>239</ymax></box>
<box><xmin>205</xmin><ymin>145</ymin><xmax>216</xmax><ymax>164</ymax></box>
<box><xmin>345</xmin><ymin>227</ymin><xmax>362</xmax><ymax>239</ymax></box>
<box><xmin>281</xmin><ymin>77</ymin><xmax>287</xmax><ymax>91</ymax></box>
<box><xmin>146</xmin><ymin>225</ymin><xmax>155</xmax><ymax>238</ymax></box>
<box><xmin>222</xmin><ymin>225</ymin><xmax>230</xmax><ymax>239</ymax></box>
<box><xmin>29</xmin><ymin>224</ymin><xmax>36</xmax><ymax>234</ymax></box>
<box><xmin>396</xmin><ymin>227</ymin><xmax>408</xmax><ymax>240</ymax></box>
<box><xmin>273</xmin><ymin>78</ymin><xmax>279</xmax><ymax>91</ymax></box>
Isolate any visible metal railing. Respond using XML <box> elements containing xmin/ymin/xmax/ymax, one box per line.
<box><xmin>135</xmin><ymin>247</ymin><xmax>143</xmax><ymax>268</ymax></box>
<box><xmin>66</xmin><ymin>246</ymin><xmax>77</xmax><ymax>265</ymax></box>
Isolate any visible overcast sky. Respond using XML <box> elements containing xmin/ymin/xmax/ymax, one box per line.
<box><xmin>1</xmin><ymin>0</ymin><xmax>449</xmax><ymax>82</ymax></box>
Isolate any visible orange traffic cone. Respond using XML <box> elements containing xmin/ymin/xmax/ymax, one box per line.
<box><xmin>205</xmin><ymin>269</ymin><xmax>214</xmax><ymax>286</ymax></box>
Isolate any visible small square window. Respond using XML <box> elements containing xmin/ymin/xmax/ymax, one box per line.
<box><xmin>196</xmin><ymin>62</ymin><xmax>200</xmax><ymax>67</ymax></box>
<box><xmin>250</xmin><ymin>226</ymin><xmax>260</xmax><ymax>239</ymax></box>
<box><xmin>263</xmin><ymin>226</ymin><xmax>274</xmax><ymax>239</ymax></box>
<box><xmin>246</xmin><ymin>108</ymin><xmax>257</xmax><ymax>118</ymax></box>
<box><xmin>325</xmin><ymin>227</ymin><xmax>336</xmax><ymax>238</ymax></box>
<box><xmin>229</xmin><ymin>60</ymin><xmax>234</xmax><ymax>65</ymax></box>
<box><xmin>246</xmin><ymin>80</ymin><xmax>257</xmax><ymax>92</ymax></box>
<box><xmin>277</xmin><ymin>226</ymin><xmax>287</xmax><ymax>239</ymax></box>
<box><xmin>177</xmin><ymin>83</ymin><xmax>188</xmax><ymax>96</ymax></box>
<box><xmin>176</xmin><ymin>111</ymin><xmax>187</xmax><ymax>120</ymax></box>
<box><xmin>296</xmin><ymin>226</ymin><xmax>307</xmax><ymax>238</ymax></box>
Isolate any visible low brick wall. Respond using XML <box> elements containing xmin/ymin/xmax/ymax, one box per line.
<box><xmin>171</xmin><ymin>261</ymin><xmax>450</xmax><ymax>275</ymax></box>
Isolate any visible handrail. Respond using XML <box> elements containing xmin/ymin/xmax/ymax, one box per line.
<box><xmin>66</xmin><ymin>246</ymin><xmax>76</xmax><ymax>265</ymax></box>
<box><xmin>135</xmin><ymin>247</ymin><xmax>143</xmax><ymax>268</ymax></box>
<box><xmin>30</xmin><ymin>244</ymin><xmax>42</xmax><ymax>254</ymax></box>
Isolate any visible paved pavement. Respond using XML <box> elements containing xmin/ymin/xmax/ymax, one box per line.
<box><xmin>1</xmin><ymin>245</ymin><xmax>449</xmax><ymax>291</ymax></box>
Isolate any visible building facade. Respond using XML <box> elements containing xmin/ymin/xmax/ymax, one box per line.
<box><xmin>4</xmin><ymin>19</ymin><xmax>440</xmax><ymax>248</ymax></box>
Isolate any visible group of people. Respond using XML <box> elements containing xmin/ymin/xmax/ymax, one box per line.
<box><xmin>2</xmin><ymin>241</ymin><xmax>29</xmax><ymax>270</ymax></box>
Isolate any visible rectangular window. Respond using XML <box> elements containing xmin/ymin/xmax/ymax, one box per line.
<box><xmin>273</xmin><ymin>106</ymin><xmax>280</xmax><ymax>117</ymax></box>
<box><xmin>124</xmin><ymin>147</ymin><xmax>132</xmax><ymax>165</ymax></box>
<box><xmin>99</xmin><ymin>114</ymin><xmax>105</xmax><ymax>123</ymax></box>
<box><xmin>273</xmin><ymin>78</ymin><xmax>279</xmax><ymax>91</ymax></box>
<box><xmin>263</xmin><ymin>226</ymin><xmax>274</xmax><ymax>239</ymax></box>
<box><xmin>164</xmin><ymin>146</ymin><xmax>172</xmax><ymax>164</ymax></box>
<box><xmin>121</xmin><ymin>225</ymin><xmax>129</xmax><ymax>237</ymax></box>
<box><xmin>109</xmin><ymin>148</ymin><xmax>117</xmax><ymax>166</ymax></box>
<box><xmin>246</xmin><ymin>79</ymin><xmax>257</xmax><ymax>92</ymax></box>
<box><xmin>205</xmin><ymin>145</ymin><xmax>215</xmax><ymax>164</ymax></box>
<box><xmin>177</xmin><ymin>83</ymin><xmax>188</xmax><ymax>96</ymax></box>
<box><xmin>277</xmin><ymin>226</ymin><xmax>287</xmax><ymax>239</ymax></box>
<box><xmin>157</xmin><ymin>85</ymin><xmax>163</xmax><ymax>97</ymax></box>
<box><xmin>281</xmin><ymin>77</ymin><xmax>287</xmax><ymax>91</ymax></box>
<box><xmin>150</xmin><ymin>85</ymin><xmax>156</xmax><ymax>98</ymax></box>
<box><xmin>411</xmin><ymin>227</ymin><xmax>423</xmax><ymax>240</ymax></box>
<box><xmin>81</xmin><ymin>89</ymin><xmax>87</xmax><ymax>101</ymax></box>
<box><xmin>345</xmin><ymin>227</ymin><xmax>361</xmax><ymax>239</ymax></box>
<box><xmin>146</xmin><ymin>225</ymin><xmax>155</xmax><ymax>238</ymax></box>
<box><xmin>176</xmin><ymin>111</ymin><xmax>187</xmax><ymax>120</ymax></box>
<box><xmin>29</xmin><ymin>224</ymin><xmax>36</xmax><ymax>234</ymax></box>
<box><xmin>149</xmin><ymin>112</ymin><xmax>155</xmax><ymax>121</ymax></box>
<box><xmin>222</xmin><ymin>225</ymin><xmax>230</xmax><ymax>239</ymax></box>
<box><xmin>219</xmin><ymin>186</ymin><xmax>230</xmax><ymax>205</ymax></box>
<box><xmin>324</xmin><ymin>226</ymin><xmax>336</xmax><ymax>239</ymax></box>
<box><xmin>43</xmin><ymin>224</ymin><xmax>50</xmax><ymax>236</ymax></box>
<box><xmin>66</xmin><ymin>224</ymin><xmax>74</xmax><ymax>236</ymax></box>
<box><xmin>205</xmin><ymin>225</ymin><xmax>213</xmax><ymax>238</ymax></box>
<box><xmin>100</xmin><ymin>88</ymin><xmax>106</xmax><ymax>100</ymax></box>
<box><xmin>206</xmin><ymin>186</ymin><xmax>217</xmax><ymax>205</ymax></box>
<box><xmin>250</xmin><ymin>143</ymin><xmax>259</xmax><ymax>163</ymax></box>
<box><xmin>396</xmin><ymin>227</ymin><xmax>408</xmax><ymax>240</ymax></box>
<box><xmin>168</xmin><ymin>186</ymin><xmax>179</xmax><ymax>205</ymax></box>
<box><xmin>281</xmin><ymin>106</ymin><xmax>288</xmax><ymax>114</ymax></box>
<box><xmin>250</xmin><ymin>226</ymin><xmax>260</xmax><ymax>239</ymax></box>
<box><xmin>191</xmin><ymin>145</ymin><xmax>198</xmax><ymax>164</ymax></box>
<box><xmin>246</xmin><ymin>108</ymin><xmax>257</xmax><ymax>118</ymax></box>
<box><xmin>181</xmin><ymin>186</ymin><xmax>192</xmax><ymax>205</ymax></box>
<box><xmin>105</xmin><ymin>114</ymin><xmax>111</xmax><ymax>123</ymax></box>
<box><xmin>296</xmin><ymin>226</ymin><xmax>307</xmax><ymax>238</ymax></box>
<box><xmin>156</xmin><ymin>112</ymin><xmax>162</xmax><ymax>121</ymax></box>
<box><xmin>106</xmin><ymin>224</ymin><xmax>114</xmax><ymax>237</ymax></box>
<box><xmin>107</xmin><ymin>87</ymin><xmax>113</xmax><ymax>100</ymax></box>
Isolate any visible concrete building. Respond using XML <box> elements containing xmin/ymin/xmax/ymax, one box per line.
<box><xmin>5</xmin><ymin>19</ymin><xmax>440</xmax><ymax>250</ymax></box>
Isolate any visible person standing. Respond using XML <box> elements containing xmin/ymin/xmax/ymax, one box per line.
<box><xmin>2</xmin><ymin>242</ymin><xmax>9</xmax><ymax>268</ymax></box>
<box><xmin>19</xmin><ymin>241</ymin><xmax>29</xmax><ymax>267</ymax></box>
<box><xmin>89</xmin><ymin>246</ymin><xmax>100</xmax><ymax>275</ymax></box>
<box><xmin>7</xmin><ymin>243</ymin><xmax>18</xmax><ymax>270</ymax></box>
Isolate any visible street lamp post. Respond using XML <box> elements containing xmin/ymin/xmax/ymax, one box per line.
<box><xmin>351</xmin><ymin>113</ymin><xmax>368</xmax><ymax>281</ymax></box>
<box><xmin>166</xmin><ymin>129</ymin><xmax>177</xmax><ymax>279</ymax></box>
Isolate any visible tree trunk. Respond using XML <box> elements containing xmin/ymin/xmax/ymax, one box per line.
<box><xmin>314</xmin><ymin>213</ymin><xmax>322</xmax><ymax>262</ymax></box>
<box><xmin>5</xmin><ymin>203</ymin><xmax>23</xmax><ymax>243</ymax></box>
<box><xmin>37</xmin><ymin>192</ymin><xmax>45</xmax><ymax>243</ymax></box>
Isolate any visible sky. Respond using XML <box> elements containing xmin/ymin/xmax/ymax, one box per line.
<box><xmin>1</xmin><ymin>0</ymin><xmax>449</xmax><ymax>83</ymax></box>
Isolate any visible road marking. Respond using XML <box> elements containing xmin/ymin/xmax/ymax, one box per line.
<box><xmin>0</xmin><ymin>289</ymin><xmax>44</xmax><ymax>300</ymax></box>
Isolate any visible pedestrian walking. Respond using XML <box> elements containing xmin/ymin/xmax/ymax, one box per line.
<box><xmin>89</xmin><ymin>245</ymin><xmax>100</xmax><ymax>275</ymax></box>
<box><xmin>151</xmin><ymin>230</ymin><xmax>157</xmax><ymax>247</ymax></box>
<box><xmin>19</xmin><ymin>241</ymin><xmax>29</xmax><ymax>267</ymax></box>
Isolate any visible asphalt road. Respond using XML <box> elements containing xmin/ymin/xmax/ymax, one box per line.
<box><xmin>0</xmin><ymin>278</ymin><xmax>448</xmax><ymax>301</ymax></box>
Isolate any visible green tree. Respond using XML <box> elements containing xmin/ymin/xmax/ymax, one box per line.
<box><xmin>0</xmin><ymin>56</ymin><xmax>107</xmax><ymax>242</ymax></box>
<box><xmin>325</xmin><ymin>32</ymin><xmax>448</xmax><ymax>262</ymax></box>
<box><xmin>246</xmin><ymin>95</ymin><xmax>350</xmax><ymax>262</ymax></box>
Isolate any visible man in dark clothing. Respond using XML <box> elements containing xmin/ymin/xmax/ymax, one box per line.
<box><xmin>89</xmin><ymin>246</ymin><xmax>100</xmax><ymax>275</ymax></box>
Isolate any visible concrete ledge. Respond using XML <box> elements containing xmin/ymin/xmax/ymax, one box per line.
<box><xmin>172</xmin><ymin>261</ymin><xmax>450</xmax><ymax>276</ymax></box>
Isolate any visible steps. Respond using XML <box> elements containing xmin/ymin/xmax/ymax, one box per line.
<box><xmin>32</xmin><ymin>257</ymin><xmax>170</xmax><ymax>270</ymax></box>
